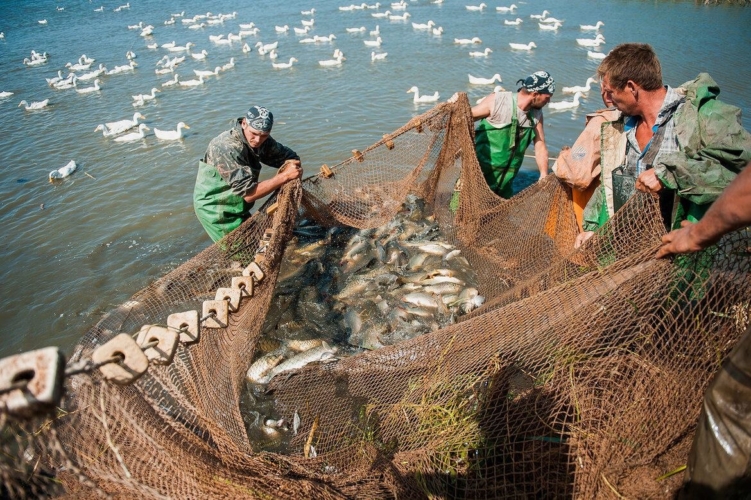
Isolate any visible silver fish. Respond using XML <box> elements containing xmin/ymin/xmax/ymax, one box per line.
<box><xmin>419</xmin><ymin>276</ymin><xmax>465</xmax><ymax>285</ymax></box>
<box><xmin>262</xmin><ymin>342</ymin><xmax>338</xmax><ymax>383</ymax></box>
<box><xmin>285</xmin><ymin>338</ymin><xmax>324</xmax><ymax>352</ymax></box>
<box><xmin>246</xmin><ymin>350</ymin><xmax>286</xmax><ymax>383</ymax></box>
<box><xmin>423</xmin><ymin>283</ymin><xmax>464</xmax><ymax>295</ymax></box>
<box><xmin>402</xmin><ymin>292</ymin><xmax>440</xmax><ymax>309</ymax></box>
<box><xmin>293</xmin><ymin>410</ymin><xmax>301</xmax><ymax>436</ymax></box>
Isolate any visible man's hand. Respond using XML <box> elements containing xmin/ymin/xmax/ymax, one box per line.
<box><xmin>574</xmin><ymin>231</ymin><xmax>595</xmax><ymax>249</ymax></box>
<box><xmin>278</xmin><ymin>159</ymin><xmax>303</xmax><ymax>182</ymax></box>
<box><xmin>655</xmin><ymin>220</ymin><xmax>703</xmax><ymax>259</ymax></box>
<box><xmin>538</xmin><ymin>171</ymin><xmax>548</xmax><ymax>182</ymax></box>
<box><xmin>635</xmin><ymin>169</ymin><xmax>662</xmax><ymax>194</ymax></box>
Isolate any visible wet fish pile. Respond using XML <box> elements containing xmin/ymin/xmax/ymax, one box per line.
<box><xmin>242</xmin><ymin>195</ymin><xmax>484</xmax><ymax>449</ymax></box>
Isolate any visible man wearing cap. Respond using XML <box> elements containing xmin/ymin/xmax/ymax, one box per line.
<box><xmin>193</xmin><ymin>106</ymin><xmax>302</xmax><ymax>242</ymax></box>
<box><xmin>471</xmin><ymin>70</ymin><xmax>554</xmax><ymax>199</ymax></box>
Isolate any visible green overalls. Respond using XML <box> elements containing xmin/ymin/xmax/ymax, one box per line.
<box><xmin>193</xmin><ymin>160</ymin><xmax>253</xmax><ymax>243</ymax></box>
<box><xmin>475</xmin><ymin>95</ymin><xmax>536</xmax><ymax>199</ymax></box>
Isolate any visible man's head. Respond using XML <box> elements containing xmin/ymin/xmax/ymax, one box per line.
<box><xmin>242</xmin><ymin>105</ymin><xmax>273</xmax><ymax>148</ymax></box>
<box><xmin>597</xmin><ymin>44</ymin><xmax>663</xmax><ymax>116</ymax></box>
<box><xmin>517</xmin><ymin>71</ymin><xmax>555</xmax><ymax>109</ymax></box>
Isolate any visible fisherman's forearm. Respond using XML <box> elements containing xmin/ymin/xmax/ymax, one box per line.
<box><xmin>535</xmin><ymin>145</ymin><xmax>549</xmax><ymax>177</ymax></box>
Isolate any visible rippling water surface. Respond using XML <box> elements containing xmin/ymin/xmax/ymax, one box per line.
<box><xmin>0</xmin><ymin>0</ymin><xmax>749</xmax><ymax>358</ymax></box>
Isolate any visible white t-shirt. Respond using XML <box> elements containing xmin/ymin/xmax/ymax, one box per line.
<box><xmin>486</xmin><ymin>91</ymin><xmax>542</xmax><ymax>129</ymax></box>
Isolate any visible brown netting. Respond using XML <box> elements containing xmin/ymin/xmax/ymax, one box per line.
<box><xmin>6</xmin><ymin>93</ymin><xmax>749</xmax><ymax>498</ymax></box>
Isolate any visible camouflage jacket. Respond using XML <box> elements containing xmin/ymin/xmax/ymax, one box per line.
<box><xmin>204</xmin><ymin>118</ymin><xmax>300</xmax><ymax>196</ymax></box>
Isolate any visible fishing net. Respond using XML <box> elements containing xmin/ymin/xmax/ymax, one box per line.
<box><xmin>6</xmin><ymin>93</ymin><xmax>750</xmax><ymax>498</ymax></box>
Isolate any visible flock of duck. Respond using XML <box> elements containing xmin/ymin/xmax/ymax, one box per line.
<box><xmin>2</xmin><ymin>1</ymin><xmax>611</xmax><ymax>164</ymax></box>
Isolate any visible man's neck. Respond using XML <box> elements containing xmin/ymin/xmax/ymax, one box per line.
<box><xmin>637</xmin><ymin>86</ymin><xmax>667</xmax><ymax>129</ymax></box>
<box><xmin>517</xmin><ymin>92</ymin><xmax>533</xmax><ymax>112</ymax></box>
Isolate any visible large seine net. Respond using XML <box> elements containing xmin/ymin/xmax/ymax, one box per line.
<box><xmin>8</xmin><ymin>94</ymin><xmax>749</xmax><ymax>499</ymax></box>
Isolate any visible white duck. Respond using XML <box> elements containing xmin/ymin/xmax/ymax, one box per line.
<box><xmin>469</xmin><ymin>47</ymin><xmax>492</xmax><ymax>57</ymax></box>
<box><xmin>364</xmin><ymin>37</ymin><xmax>382</xmax><ymax>47</ymax></box>
<box><xmin>0</xmin><ymin>91</ymin><xmax>14</xmax><ymax>98</ymax></box>
<box><xmin>113</xmin><ymin>124</ymin><xmax>149</xmax><ymax>142</ymax></box>
<box><xmin>319</xmin><ymin>52</ymin><xmax>345</xmax><ymax>67</ymax></box>
<box><xmin>78</xmin><ymin>64</ymin><xmax>107</xmax><ymax>81</ymax></box>
<box><xmin>370</xmin><ymin>25</ymin><xmax>380</xmax><ymax>35</ymax></box>
<box><xmin>79</xmin><ymin>54</ymin><xmax>95</xmax><ymax>64</ymax></box>
<box><xmin>98</xmin><ymin>112</ymin><xmax>146</xmax><ymax>136</ymax></box>
<box><xmin>161</xmin><ymin>41</ymin><xmax>177</xmax><ymax>48</ymax></box>
<box><xmin>191</xmin><ymin>49</ymin><xmax>208</xmax><ymax>61</ymax></box>
<box><xmin>504</xmin><ymin>18</ymin><xmax>523</xmax><ymax>26</ymax></box>
<box><xmin>454</xmin><ymin>37</ymin><xmax>482</xmax><ymax>44</ymax></box>
<box><xmin>45</xmin><ymin>70</ymin><xmax>65</xmax><ymax>86</ymax></box>
<box><xmin>188</xmin><ymin>22</ymin><xmax>206</xmax><ymax>30</ymax></box>
<box><xmin>539</xmin><ymin>16</ymin><xmax>563</xmax><ymax>24</ymax></box>
<box><xmin>407</xmin><ymin>86</ymin><xmax>439</xmax><ymax>103</ymax></box>
<box><xmin>465</xmin><ymin>3</ymin><xmax>487</xmax><ymax>11</ymax></box>
<box><xmin>580</xmin><ymin>21</ymin><xmax>605</xmax><ymax>31</ymax></box>
<box><xmin>146</xmin><ymin>43</ymin><xmax>158</xmax><ymax>49</ymax></box>
<box><xmin>371</xmin><ymin>51</ymin><xmax>388</xmax><ymax>61</ymax></box>
<box><xmin>168</xmin><ymin>42</ymin><xmax>194</xmax><ymax>52</ymax></box>
<box><xmin>194</xmin><ymin>67</ymin><xmax>221</xmax><ymax>78</ymax></box>
<box><xmin>18</xmin><ymin>99</ymin><xmax>50</xmax><ymax>110</ymax></box>
<box><xmin>496</xmin><ymin>4</ymin><xmax>517</xmax><ymax>13</ymax></box>
<box><xmin>179</xmin><ymin>75</ymin><xmax>205</xmax><ymax>86</ymax></box>
<box><xmin>255</xmin><ymin>41</ymin><xmax>278</xmax><ymax>52</ymax></box>
<box><xmin>239</xmin><ymin>22</ymin><xmax>255</xmax><ymax>29</ymax></box>
<box><xmin>576</xmin><ymin>34</ymin><xmax>605</xmax><ymax>47</ymax></box>
<box><xmin>388</xmin><ymin>12</ymin><xmax>410</xmax><ymax>21</ymax></box>
<box><xmin>587</xmin><ymin>50</ymin><xmax>606</xmax><ymax>60</ymax></box>
<box><xmin>562</xmin><ymin>77</ymin><xmax>598</xmax><ymax>94</ymax></box>
<box><xmin>539</xmin><ymin>21</ymin><xmax>562</xmax><ymax>31</ymax></box>
<box><xmin>75</xmin><ymin>79</ymin><xmax>101</xmax><ymax>94</ymax></box>
<box><xmin>432</xmin><ymin>26</ymin><xmax>443</xmax><ymax>35</ymax></box>
<box><xmin>412</xmin><ymin>20</ymin><xmax>435</xmax><ymax>30</ymax></box>
<box><xmin>155</xmin><ymin>67</ymin><xmax>174</xmax><ymax>75</ymax></box>
<box><xmin>154</xmin><ymin>122</ymin><xmax>189</xmax><ymax>140</ymax></box>
<box><xmin>49</xmin><ymin>160</ymin><xmax>77</xmax><ymax>180</ymax></box>
<box><xmin>133</xmin><ymin>88</ymin><xmax>160</xmax><ymax>101</ymax></box>
<box><xmin>548</xmin><ymin>91</ymin><xmax>583</xmax><ymax>110</ymax></box>
<box><xmin>66</xmin><ymin>61</ymin><xmax>92</xmax><ymax>71</ymax></box>
<box><xmin>346</xmin><ymin>26</ymin><xmax>366</xmax><ymax>33</ymax></box>
<box><xmin>161</xmin><ymin>74</ymin><xmax>180</xmax><ymax>87</ymax></box>
<box><xmin>106</xmin><ymin>61</ymin><xmax>138</xmax><ymax>75</ymax></box>
<box><xmin>301</xmin><ymin>18</ymin><xmax>315</xmax><ymax>26</ymax></box>
<box><xmin>274</xmin><ymin>25</ymin><xmax>289</xmax><ymax>33</ymax></box>
<box><xmin>468</xmin><ymin>73</ymin><xmax>502</xmax><ymax>85</ymax></box>
<box><xmin>371</xmin><ymin>10</ymin><xmax>391</xmax><ymax>18</ymax></box>
<box><xmin>221</xmin><ymin>58</ymin><xmax>235</xmax><ymax>71</ymax></box>
<box><xmin>509</xmin><ymin>41</ymin><xmax>536</xmax><ymax>50</ymax></box>
<box><xmin>126</xmin><ymin>50</ymin><xmax>137</xmax><ymax>60</ymax></box>
<box><xmin>272</xmin><ymin>57</ymin><xmax>298</xmax><ymax>69</ymax></box>
<box><xmin>139</xmin><ymin>25</ymin><xmax>154</xmax><ymax>37</ymax></box>
<box><xmin>53</xmin><ymin>76</ymin><xmax>77</xmax><ymax>89</ymax></box>
<box><xmin>530</xmin><ymin>10</ymin><xmax>549</xmax><ymax>20</ymax></box>
<box><xmin>313</xmin><ymin>34</ymin><xmax>336</xmax><ymax>42</ymax></box>
<box><xmin>301</xmin><ymin>8</ymin><xmax>315</xmax><ymax>15</ymax></box>
<box><xmin>295</xmin><ymin>25</ymin><xmax>312</xmax><ymax>34</ymax></box>
<box><xmin>242</xmin><ymin>43</ymin><xmax>251</xmax><ymax>53</ymax></box>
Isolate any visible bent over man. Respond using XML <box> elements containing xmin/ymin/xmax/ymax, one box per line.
<box><xmin>194</xmin><ymin>105</ymin><xmax>302</xmax><ymax>242</ymax></box>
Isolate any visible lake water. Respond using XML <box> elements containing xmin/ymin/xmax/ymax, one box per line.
<box><xmin>0</xmin><ymin>0</ymin><xmax>749</xmax><ymax>359</ymax></box>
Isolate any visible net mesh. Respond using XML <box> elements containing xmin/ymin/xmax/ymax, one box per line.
<box><xmin>7</xmin><ymin>94</ymin><xmax>749</xmax><ymax>498</ymax></box>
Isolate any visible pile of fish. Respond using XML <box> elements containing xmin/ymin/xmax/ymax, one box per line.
<box><xmin>242</xmin><ymin>195</ymin><xmax>484</xmax><ymax>448</ymax></box>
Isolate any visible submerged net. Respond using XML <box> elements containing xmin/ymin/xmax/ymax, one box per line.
<box><xmin>8</xmin><ymin>94</ymin><xmax>750</xmax><ymax>498</ymax></box>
